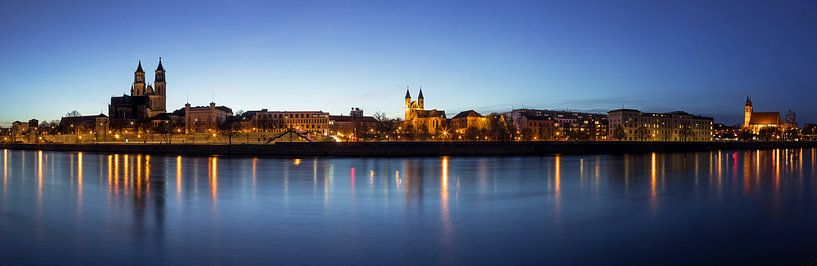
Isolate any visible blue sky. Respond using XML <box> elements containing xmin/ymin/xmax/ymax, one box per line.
<box><xmin>1</xmin><ymin>0</ymin><xmax>815</xmax><ymax>126</ymax></box>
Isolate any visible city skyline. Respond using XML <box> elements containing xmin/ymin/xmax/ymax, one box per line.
<box><xmin>2</xmin><ymin>0</ymin><xmax>816</xmax><ymax>126</ymax></box>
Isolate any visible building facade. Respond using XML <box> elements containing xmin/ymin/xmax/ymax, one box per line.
<box><xmin>608</xmin><ymin>109</ymin><xmax>713</xmax><ymax>141</ymax></box>
<box><xmin>505</xmin><ymin>109</ymin><xmax>608</xmax><ymax>140</ymax></box>
<box><xmin>329</xmin><ymin>108</ymin><xmax>377</xmax><ymax>136</ymax></box>
<box><xmin>240</xmin><ymin>109</ymin><xmax>330</xmax><ymax>135</ymax></box>
<box><xmin>404</xmin><ymin>88</ymin><xmax>446</xmax><ymax>134</ymax></box>
<box><xmin>742</xmin><ymin>97</ymin><xmax>796</xmax><ymax>134</ymax></box>
<box><xmin>450</xmin><ymin>110</ymin><xmax>488</xmax><ymax>134</ymax></box>
<box><xmin>183</xmin><ymin>102</ymin><xmax>233</xmax><ymax>134</ymax></box>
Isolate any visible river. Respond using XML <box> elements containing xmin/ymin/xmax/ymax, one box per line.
<box><xmin>1</xmin><ymin>149</ymin><xmax>816</xmax><ymax>265</ymax></box>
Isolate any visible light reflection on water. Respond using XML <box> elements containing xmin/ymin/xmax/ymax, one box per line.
<box><xmin>1</xmin><ymin>149</ymin><xmax>817</xmax><ymax>265</ymax></box>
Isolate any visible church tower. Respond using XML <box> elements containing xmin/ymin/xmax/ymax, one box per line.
<box><xmin>152</xmin><ymin>57</ymin><xmax>167</xmax><ymax>113</ymax></box>
<box><xmin>418</xmin><ymin>87</ymin><xmax>424</xmax><ymax>109</ymax></box>
<box><xmin>133</xmin><ymin>61</ymin><xmax>146</xmax><ymax>96</ymax></box>
<box><xmin>743</xmin><ymin>96</ymin><xmax>752</xmax><ymax>128</ymax></box>
<box><xmin>404</xmin><ymin>87</ymin><xmax>412</xmax><ymax>121</ymax></box>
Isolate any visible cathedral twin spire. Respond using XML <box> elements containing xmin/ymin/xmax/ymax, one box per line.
<box><xmin>132</xmin><ymin>58</ymin><xmax>166</xmax><ymax>96</ymax></box>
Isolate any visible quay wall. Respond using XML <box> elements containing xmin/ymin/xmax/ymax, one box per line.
<box><xmin>1</xmin><ymin>141</ymin><xmax>816</xmax><ymax>157</ymax></box>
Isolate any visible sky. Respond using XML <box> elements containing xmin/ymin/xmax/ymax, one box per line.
<box><xmin>0</xmin><ymin>0</ymin><xmax>815</xmax><ymax>126</ymax></box>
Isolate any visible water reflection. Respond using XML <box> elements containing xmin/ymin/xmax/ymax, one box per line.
<box><xmin>1</xmin><ymin>149</ymin><xmax>816</xmax><ymax>265</ymax></box>
<box><xmin>209</xmin><ymin>157</ymin><xmax>218</xmax><ymax>201</ymax></box>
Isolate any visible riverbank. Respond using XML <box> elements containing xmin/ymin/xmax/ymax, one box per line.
<box><xmin>2</xmin><ymin>141</ymin><xmax>816</xmax><ymax>157</ymax></box>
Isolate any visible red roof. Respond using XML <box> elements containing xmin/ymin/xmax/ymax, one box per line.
<box><xmin>749</xmin><ymin>112</ymin><xmax>780</xmax><ymax>125</ymax></box>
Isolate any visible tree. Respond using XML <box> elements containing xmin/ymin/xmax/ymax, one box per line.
<box><xmin>783</xmin><ymin>128</ymin><xmax>800</xmax><ymax>141</ymax></box>
<box><xmin>635</xmin><ymin>126</ymin><xmax>650</xmax><ymax>141</ymax></box>
<box><xmin>679</xmin><ymin>122</ymin><xmax>694</xmax><ymax>141</ymax></box>
<box><xmin>613</xmin><ymin>125</ymin><xmax>626</xmax><ymax>141</ymax></box>
<box><xmin>65</xmin><ymin>110</ymin><xmax>81</xmax><ymax>117</ymax></box>
<box><xmin>465</xmin><ymin>127</ymin><xmax>480</xmax><ymax>141</ymax></box>
<box><xmin>758</xmin><ymin>127</ymin><xmax>780</xmax><ymax>141</ymax></box>
<box><xmin>738</xmin><ymin>129</ymin><xmax>754</xmax><ymax>141</ymax></box>
<box><xmin>521</xmin><ymin>128</ymin><xmax>534</xmax><ymax>141</ymax></box>
<box><xmin>223</xmin><ymin>120</ymin><xmax>240</xmax><ymax>145</ymax></box>
<box><xmin>157</xmin><ymin>120</ymin><xmax>177</xmax><ymax>144</ymax></box>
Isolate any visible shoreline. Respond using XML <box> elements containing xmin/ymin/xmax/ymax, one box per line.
<box><xmin>1</xmin><ymin>141</ymin><xmax>815</xmax><ymax>157</ymax></box>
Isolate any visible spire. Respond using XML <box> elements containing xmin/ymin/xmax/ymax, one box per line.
<box><xmin>156</xmin><ymin>57</ymin><xmax>164</xmax><ymax>71</ymax></box>
<box><xmin>405</xmin><ymin>86</ymin><xmax>411</xmax><ymax>98</ymax></box>
<box><xmin>136</xmin><ymin>60</ymin><xmax>144</xmax><ymax>73</ymax></box>
<box><xmin>418</xmin><ymin>86</ymin><xmax>424</xmax><ymax>99</ymax></box>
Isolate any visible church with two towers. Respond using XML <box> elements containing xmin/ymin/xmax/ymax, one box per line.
<box><xmin>108</xmin><ymin>59</ymin><xmax>167</xmax><ymax>126</ymax></box>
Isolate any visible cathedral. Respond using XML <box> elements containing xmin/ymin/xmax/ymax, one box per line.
<box><xmin>109</xmin><ymin>59</ymin><xmax>167</xmax><ymax>126</ymax></box>
<box><xmin>404</xmin><ymin>87</ymin><xmax>446</xmax><ymax>134</ymax></box>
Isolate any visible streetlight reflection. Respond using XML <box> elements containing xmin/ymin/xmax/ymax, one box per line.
<box><xmin>209</xmin><ymin>156</ymin><xmax>218</xmax><ymax>201</ymax></box>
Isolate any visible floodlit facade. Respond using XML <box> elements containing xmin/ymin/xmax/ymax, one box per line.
<box><xmin>742</xmin><ymin>97</ymin><xmax>795</xmax><ymax>134</ymax></box>
<box><xmin>404</xmin><ymin>88</ymin><xmax>446</xmax><ymax>134</ymax></box>
<box><xmin>240</xmin><ymin>109</ymin><xmax>330</xmax><ymax>135</ymax></box>
<box><xmin>608</xmin><ymin>109</ymin><xmax>713</xmax><ymax>141</ymax></box>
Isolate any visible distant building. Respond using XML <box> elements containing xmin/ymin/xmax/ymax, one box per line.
<box><xmin>182</xmin><ymin>102</ymin><xmax>233</xmax><ymax>134</ymax></box>
<box><xmin>239</xmin><ymin>109</ymin><xmax>329</xmax><ymax>135</ymax></box>
<box><xmin>505</xmin><ymin>109</ymin><xmax>557</xmax><ymax>140</ymax></box>
<box><xmin>450</xmin><ymin>110</ymin><xmax>487</xmax><ymax>135</ymax></box>
<box><xmin>109</xmin><ymin>59</ymin><xmax>167</xmax><ymax>127</ymax></box>
<box><xmin>608</xmin><ymin>109</ymin><xmax>713</xmax><ymax>141</ymax></box>
<box><xmin>742</xmin><ymin>97</ymin><xmax>795</xmax><ymax>134</ymax></box>
<box><xmin>329</xmin><ymin>108</ymin><xmax>377</xmax><ymax>136</ymax></box>
<box><xmin>58</xmin><ymin>114</ymin><xmax>109</xmax><ymax>140</ymax></box>
<box><xmin>404</xmin><ymin>87</ymin><xmax>446</xmax><ymax>134</ymax></box>
<box><xmin>505</xmin><ymin>109</ymin><xmax>608</xmax><ymax>140</ymax></box>
<box><xmin>713</xmin><ymin>123</ymin><xmax>740</xmax><ymax>140</ymax></box>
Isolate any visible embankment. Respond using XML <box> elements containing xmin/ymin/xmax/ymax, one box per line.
<box><xmin>1</xmin><ymin>141</ymin><xmax>815</xmax><ymax>157</ymax></box>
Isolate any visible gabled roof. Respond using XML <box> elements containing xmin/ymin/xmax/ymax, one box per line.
<box><xmin>452</xmin><ymin>110</ymin><xmax>482</xmax><ymax>119</ymax></box>
<box><xmin>750</xmin><ymin>112</ymin><xmax>780</xmax><ymax>125</ymax></box>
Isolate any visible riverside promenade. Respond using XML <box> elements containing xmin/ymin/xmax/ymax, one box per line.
<box><xmin>1</xmin><ymin>141</ymin><xmax>816</xmax><ymax>157</ymax></box>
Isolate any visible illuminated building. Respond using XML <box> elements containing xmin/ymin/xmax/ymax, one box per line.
<box><xmin>608</xmin><ymin>109</ymin><xmax>713</xmax><ymax>141</ymax></box>
<box><xmin>505</xmin><ymin>109</ymin><xmax>608</xmax><ymax>140</ymax></box>
<box><xmin>404</xmin><ymin>87</ymin><xmax>446</xmax><ymax>134</ymax></box>
<box><xmin>239</xmin><ymin>109</ymin><xmax>329</xmax><ymax>134</ymax></box>
<box><xmin>450</xmin><ymin>110</ymin><xmax>488</xmax><ymax>134</ymax></box>
<box><xmin>57</xmin><ymin>114</ymin><xmax>109</xmax><ymax>138</ymax></box>
<box><xmin>329</xmin><ymin>108</ymin><xmax>377</xmax><ymax>136</ymax></box>
<box><xmin>182</xmin><ymin>102</ymin><xmax>233</xmax><ymax>134</ymax></box>
<box><xmin>742</xmin><ymin>97</ymin><xmax>796</xmax><ymax>134</ymax></box>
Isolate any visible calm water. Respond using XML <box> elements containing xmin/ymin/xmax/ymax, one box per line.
<box><xmin>1</xmin><ymin>149</ymin><xmax>817</xmax><ymax>265</ymax></box>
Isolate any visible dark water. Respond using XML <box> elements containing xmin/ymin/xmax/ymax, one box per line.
<box><xmin>1</xmin><ymin>149</ymin><xmax>817</xmax><ymax>265</ymax></box>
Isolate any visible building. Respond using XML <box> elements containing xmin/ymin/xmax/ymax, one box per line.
<box><xmin>505</xmin><ymin>109</ymin><xmax>557</xmax><ymax>140</ymax></box>
<box><xmin>450</xmin><ymin>110</ymin><xmax>488</xmax><ymax>135</ymax></box>
<box><xmin>742</xmin><ymin>97</ymin><xmax>795</xmax><ymax>134</ymax></box>
<box><xmin>239</xmin><ymin>109</ymin><xmax>330</xmax><ymax>135</ymax></box>
<box><xmin>505</xmin><ymin>109</ymin><xmax>608</xmax><ymax>140</ymax></box>
<box><xmin>329</xmin><ymin>108</ymin><xmax>378</xmax><ymax>136</ymax></box>
<box><xmin>109</xmin><ymin>59</ymin><xmax>168</xmax><ymax>127</ymax></box>
<box><xmin>713</xmin><ymin>123</ymin><xmax>741</xmax><ymax>140</ymax></box>
<box><xmin>404</xmin><ymin>87</ymin><xmax>446</xmax><ymax>134</ymax></box>
<box><xmin>182</xmin><ymin>102</ymin><xmax>233</xmax><ymax>134</ymax></box>
<box><xmin>608</xmin><ymin>109</ymin><xmax>713</xmax><ymax>141</ymax></box>
<box><xmin>57</xmin><ymin>114</ymin><xmax>109</xmax><ymax>140</ymax></box>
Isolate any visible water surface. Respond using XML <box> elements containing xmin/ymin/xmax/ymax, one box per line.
<box><xmin>1</xmin><ymin>149</ymin><xmax>816</xmax><ymax>265</ymax></box>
